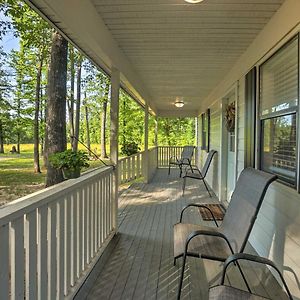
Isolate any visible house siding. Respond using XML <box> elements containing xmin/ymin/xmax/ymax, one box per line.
<box><xmin>198</xmin><ymin>0</ymin><xmax>300</xmax><ymax>297</ymax></box>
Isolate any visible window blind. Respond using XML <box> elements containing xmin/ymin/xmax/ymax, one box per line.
<box><xmin>260</xmin><ymin>36</ymin><xmax>298</xmax><ymax>116</ymax></box>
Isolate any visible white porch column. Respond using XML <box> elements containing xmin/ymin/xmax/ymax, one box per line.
<box><xmin>195</xmin><ymin>116</ymin><xmax>200</xmax><ymax>167</ymax></box>
<box><xmin>110</xmin><ymin>67</ymin><xmax>120</xmax><ymax>231</ymax></box>
<box><xmin>154</xmin><ymin>116</ymin><xmax>158</xmax><ymax>147</ymax></box>
<box><xmin>143</xmin><ymin>103</ymin><xmax>149</xmax><ymax>183</ymax></box>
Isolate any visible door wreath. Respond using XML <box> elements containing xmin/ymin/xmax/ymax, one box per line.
<box><xmin>225</xmin><ymin>102</ymin><xmax>235</xmax><ymax>132</ymax></box>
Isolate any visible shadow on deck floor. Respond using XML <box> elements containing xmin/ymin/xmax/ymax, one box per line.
<box><xmin>86</xmin><ymin>169</ymin><xmax>288</xmax><ymax>300</ymax></box>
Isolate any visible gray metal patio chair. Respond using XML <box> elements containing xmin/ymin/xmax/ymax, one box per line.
<box><xmin>168</xmin><ymin>145</ymin><xmax>195</xmax><ymax>177</ymax></box>
<box><xmin>209</xmin><ymin>253</ymin><xmax>293</xmax><ymax>300</ymax></box>
<box><xmin>173</xmin><ymin>167</ymin><xmax>277</xmax><ymax>300</ymax></box>
<box><xmin>182</xmin><ymin>149</ymin><xmax>217</xmax><ymax>197</ymax></box>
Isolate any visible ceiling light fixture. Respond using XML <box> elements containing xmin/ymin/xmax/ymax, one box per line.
<box><xmin>184</xmin><ymin>0</ymin><xmax>204</xmax><ymax>3</ymax></box>
<box><xmin>175</xmin><ymin>99</ymin><xmax>184</xmax><ymax>108</ymax></box>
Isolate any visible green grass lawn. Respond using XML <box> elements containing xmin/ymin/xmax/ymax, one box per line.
<box><xmin>0</xmin><ymin>144</ymin><xmax>110</xmax><ymax>204</ymax></box>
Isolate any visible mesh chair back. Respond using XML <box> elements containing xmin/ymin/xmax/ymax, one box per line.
<box><xmin>221</xmin><ymin>168</ymin><xmax>277</xmax><ymax>253</ymax></box>
<box><xmin>201</xmin><ymin>150</ymin><xmax>217</xmax><ymax>178</ymax></box>
<box><xmin>181</xmin><ymin>146</ymin><xmax>195</xmax><ymax>160</ymax></box>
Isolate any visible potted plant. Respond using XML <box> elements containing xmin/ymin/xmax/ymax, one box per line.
<box><xmin>49</xmin><ymin>149</ymin><xmax>90</xmax><ymax>179</ymax></box>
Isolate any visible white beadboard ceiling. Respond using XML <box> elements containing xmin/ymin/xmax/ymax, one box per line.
<box><xmin>27</xmin><ymin>0</ymin><xmax>285</xmax><ymax>116</ymax></box>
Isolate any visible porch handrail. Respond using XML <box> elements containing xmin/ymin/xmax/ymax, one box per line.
<box><xmin>0</xmin><ymin>166</ymin><xmax>116</xmax><ymax>299</ymax></box>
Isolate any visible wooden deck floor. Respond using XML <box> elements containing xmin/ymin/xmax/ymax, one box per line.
<box><xmin>87</xmin><ymin>169</ymin><xmax>288</xmax><ymax>300</ymax></box>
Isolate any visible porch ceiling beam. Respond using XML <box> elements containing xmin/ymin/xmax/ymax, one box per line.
<box><xmin>26</xmin><ymin>0</ymin><xmax>156</xmax><ymax>114</ymax></box>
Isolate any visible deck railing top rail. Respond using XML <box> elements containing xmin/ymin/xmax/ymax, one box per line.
<box><xmin>0</xmin><ymin>166</ymin><xmax>113</xmax><ymax>226</ymax></box>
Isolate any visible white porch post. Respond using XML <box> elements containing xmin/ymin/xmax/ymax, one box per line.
<box><xmin>154</xmin><ymin>116</ymin><xmax>158</xmax><ymax>147</ymax></box>
<box><xmin>195</xmin><ymin>116</ymin><xmax>200</xmax><ymax>168</ymax></box>
<box><xmin>143</xmin><ymin>103</ymin><xmax>149</xmax><ymax>183</ymax></box>
<box><xmin>110</xmin><ymin>67</ymin><xmax>120</xmax><ymax>231</ymax></box>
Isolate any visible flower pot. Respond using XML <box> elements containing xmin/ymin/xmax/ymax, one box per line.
<box><xmin>62</xmin><ymin>167</ymin><xmax>81</xmax><ymax>179</ymax></box>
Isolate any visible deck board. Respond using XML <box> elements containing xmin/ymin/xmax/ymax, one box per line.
<box><xmin>87</xmin><ymin>169</ymin><xmax>288</xmax><ymax>300</ymax></box>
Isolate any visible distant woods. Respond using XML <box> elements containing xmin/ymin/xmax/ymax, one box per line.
<box><xmin>0</xmin><ymin>1</ymin><xmax>195</xmax><ymax>184</ymax></box>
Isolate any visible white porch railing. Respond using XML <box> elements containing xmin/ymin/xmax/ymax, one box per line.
<box><xmin>118</xmin><ymin>147</ymin><xmax>159</xmax><ymax>184</ymax></box>
<box><xmin>118</xmin><ymin>146</ymin><xmax>197</xmax><ymax>184</ymax></box>
<box><xmin>157</xmin><ymin>146</ymin><xmax>196</xmax><ymax>168</ymax></box>
<box><xmin>118</xmin><ymin>151</ymin><xmax>144</xmax><ymax>184</ymax></box>
<box><xmin>0</xmin><ymin>166</ymin><xmax>116</xmax><ymax>300</ymax></box>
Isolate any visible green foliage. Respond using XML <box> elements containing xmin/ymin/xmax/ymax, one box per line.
<box><xmin>119</xmin><ymin>89</ymin><xmax>144</xmax><ymax>150</ymax></box>
<box><xmin>121</xmin><ymin>141</ymin><xmax>140</xmax><ymax>156</ymax></box>
<box><xmin>157</xmin><ymin>117</ymin><xmax>195</xmax><ymax>146</ymax></box>
<box><xmin>49</xmin><ymin>150</ymin><xmax>90</xmax><ymax>171</ymax></box>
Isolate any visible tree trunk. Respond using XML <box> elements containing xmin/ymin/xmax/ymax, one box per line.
<box><xmin>0</xmin><ymin>119</ymin><xmax>4</xmax><ymax>153</ymax></box>
<box><xmin>73</xmin><ymin>54</ymin><xmax>82</xmax><ymax>152</ymax></box>
<box><xmin>45</xmin><ymin>32</ymin><xmax>68</xmax><ymax>187</ymax></box>
<box><xmin>40</xmin><ymin>89</ymin><xmax>44</xmax><ymax>156</ymax></box>
<box><xmin>100</xmin><ymin>84</ymin><xmax>109</xmax><ymax>159</ymax></box>
<box><xmin>33</xmin><ymin>57</ymin><xmax>43</xmax><ymax>173</ymax></box>
<box><xmin>17</xmin><ymin>132</ymin><xmax>20</xmax><ymax>153</ymax></box>
<box><xmin>84</xmin><ymin>93</ymin><xmax>91</xmax><ymax>155</ymax></box>
<box><xmin>68</xmin><ymin>46</ymin><xmax>75</xmax><ymax>149</ymax></box>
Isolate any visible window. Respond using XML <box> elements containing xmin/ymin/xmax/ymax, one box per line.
<box><xmin>259</xmin><ymin>35</ymin><xmax>299</xmax><ymax>188</ymax></box>
<box><xmin>261</xmin><ymin>114</ymin><xmax>296</xmax><ymax>185</ymax></box>
<box><xmin>201</xmin><ymin>109</ymin><xmax>210</xmax><ymax>152</ymax></box>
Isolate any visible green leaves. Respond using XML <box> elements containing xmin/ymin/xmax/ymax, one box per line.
<box><xmin>49</xmin><ymin>150</ymin><xmax>90</xmax><ymax>171</ymax></box>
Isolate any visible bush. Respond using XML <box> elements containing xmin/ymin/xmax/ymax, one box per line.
<box><xmin>49</xmin><ymin>150</ymin><xmax>90</xmax><ymax>171</ymax></box>
<box><xmin>121</xmin><ymin>142</ymin><xmax>140</xmax><ymax>156</ymax></box>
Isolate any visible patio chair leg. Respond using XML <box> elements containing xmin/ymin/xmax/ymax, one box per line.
<box><xmin>168</xmin><ymin>163</ymin><xmax>171</xmax><ymax>175</ymax></box>
<box><xmin>203</xmin><ymin>179</ymin><xmax>212</xmax><ymax>197</ymax></box>
<box><xmin>177</xmin><ymin>253</ymin><xmax>187</xmax><ymax>300</ymax></box>
<box><xmin>173</xmin><ymin>257</ymin><xmax>177</xmax><ymax>266</ymax></box>
<box><xmin>182</xmin><ymin>177</ymin><xmax>186</xmax><ymax>196</ymax></box>
<box><xmin>179</xmin><ymin>165</ymin><xmax>183</xmax><ymax>177</ymax></box>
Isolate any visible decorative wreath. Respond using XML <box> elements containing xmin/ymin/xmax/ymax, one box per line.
<box><xmin>225</xmin><ymin>102</ymin><xmax>235</xmax><ymax>132</ymax></box>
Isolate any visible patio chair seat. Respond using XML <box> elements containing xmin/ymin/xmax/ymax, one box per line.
<box><xmin>209</xmin><ymin>285</ymin><xmax>268</xmax><ymax>300</ymax></box>
<box><xmin>174</xmin><ymin>223</ymin><xmax>232</xmax><ymax>260</ymax></box>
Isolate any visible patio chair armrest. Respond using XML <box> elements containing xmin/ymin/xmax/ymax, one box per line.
<box><xmin>179</xmin><ymin>204</ymin><xmax>219</xmax><ymax>227</ymax></box>
<box><xmin>220</xmin><ymin>253</ymin><xmax>293</xmax><ymax>299</ymax></box>
<box><xmin>184</xmin><ymin>230</ymin><xmax>232</xmax><ymax>256</ymax></box>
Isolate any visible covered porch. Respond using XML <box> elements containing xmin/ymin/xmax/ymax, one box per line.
<box><xmin>1</xmin><ymin>0</ymin><xmax>300</xmax><ymax>299</ymax></box>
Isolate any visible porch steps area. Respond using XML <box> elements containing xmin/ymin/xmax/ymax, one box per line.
<box><xmin>86</xmin><ymin>169</ymin><xmax>288</xmax><ymax>300</ymax></box>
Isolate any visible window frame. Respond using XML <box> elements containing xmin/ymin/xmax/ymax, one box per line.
<box><xmin>257</xmin><ymin>33</ymin><xmax>300</xmax><ymax>191</ymax></box>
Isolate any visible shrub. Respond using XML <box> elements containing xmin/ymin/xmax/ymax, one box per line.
<box><xmin>121</xmin><ymin>142</ymin><xmax>140</xmax><ymax>156</ymax></box>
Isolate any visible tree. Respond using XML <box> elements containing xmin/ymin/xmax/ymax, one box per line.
<box><xmin>5</xmin><ymin>0</ymin><xmax>51</xmax><ymax>171</ymax></box>
<box><xmin>0</xmin><ymin>47</ymin><xmax>11</xmax><ymax>153</ymax></box>
<box><xmin>83</xmin><ymin>92</ymin><xmax>91</xmax><ymax>155</ymax></box>
<box><xmin>100</xmin><ymin>77</ymin><xmax>110</xmax><ymax>158</ymax></box>
<box><xmin>67</xmin><ymin>45</ymin><xmax>75</xmax><ymax>148</ymax></box>
<box><xmin>73</xmin><ymin>52</ymin><xmax>83</xmax><ymax>151</ymax></box>
<box><xmin>45</xmin><ymin>31</ymin><xmax>68</xmax><ymax>187</ymax></box>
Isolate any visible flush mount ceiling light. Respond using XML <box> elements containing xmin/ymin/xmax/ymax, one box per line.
<box><xmin>184</xmin><ymin>0</ymin><xmax>204</xmax><ymax>3</ymax></box>
<box><xmin>175</xmin><ymin>99</ymin><xmax>184</xmax><ymax>108</ymax></box>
